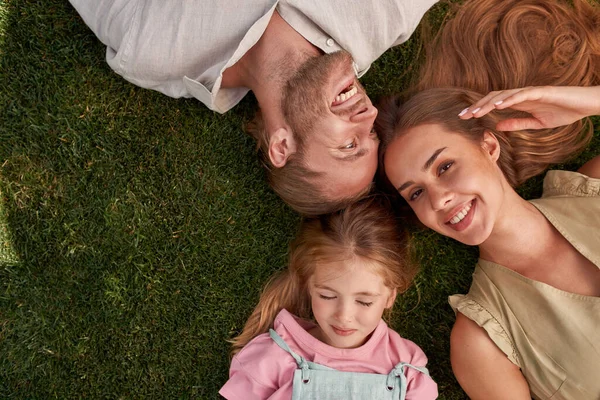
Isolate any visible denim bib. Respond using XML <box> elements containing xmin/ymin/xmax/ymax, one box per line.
<box><xmin>269</xmin><ymin>329</ymin><xmax>430</xmax><ymax>400</ymax></box>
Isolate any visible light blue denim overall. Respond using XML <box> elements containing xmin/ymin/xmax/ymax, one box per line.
<box><xmin>269</xmin><ymin>329</ymin><xmax>430</xmax><ymax>400</ymax></box>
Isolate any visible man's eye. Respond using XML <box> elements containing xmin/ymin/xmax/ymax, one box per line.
<box><xmin>409</xmin><ymin>189</ymin><xmax>423</xmax><ymax>201</ymax></box>
<box><xmin>439</xmin><ymin>161</ymin><xmax>454</xmax><ymax>175</ymax></box>
<box><xmin>342</xmin><ymin>141</ymin><xmax>357</xmax><ymax>150</ymax></box>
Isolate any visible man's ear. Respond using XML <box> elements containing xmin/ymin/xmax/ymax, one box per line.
<box><xmin>385</xmin><ymin>289</ymin><xmax>398</xmax><ymax>309</ymax></box>
<box><xmin>481</xmin><ymin>131</ymin><xmax>501</xmax><ymax>162</ymax></box>
<box><xmin>268</xmin><ymin>127</ymin><xmax>297</xmax><ymax>168</ymax></box>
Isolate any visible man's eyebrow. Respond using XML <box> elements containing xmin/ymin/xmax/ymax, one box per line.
<box><xmin>396</xmin><ymin>147</ymin><xmax>447</xmax><ymax>192</ymax></box>
<box><xmin>336</xmin><ymin>148</ymin><xmax>368</xmax><ymax>162</ymax></box>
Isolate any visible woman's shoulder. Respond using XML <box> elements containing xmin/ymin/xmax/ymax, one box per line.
<box><xmin>540</xmin><ymin>170</ymin><xmax>600</xmax><ymax>198</ymax></box>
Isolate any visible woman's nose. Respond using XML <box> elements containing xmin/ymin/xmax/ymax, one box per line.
<box><xmin>429</xmin><ymin>185</ymin><xmax>453</xmax><ymax>211</ymax></box>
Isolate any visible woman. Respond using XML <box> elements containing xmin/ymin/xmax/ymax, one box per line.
<box><xmin>373</xmin><ymin>0</ymin><xmax>600</xmax><ymax>397</ymax></box>
<box><xmin>378</xmin><ymin>85</ymin><xmax>600</xmax><ymax>399</ymax></box>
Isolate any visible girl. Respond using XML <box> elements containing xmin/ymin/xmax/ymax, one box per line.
<box><xmin>378</xmin><ymin>85</ymin><xmax>600</xmax><ymax>400</ymax></box>
<box><xmin>219</xmin><ymin>197</ymin><xmax>438</xmax><ymax>399</ymax></box>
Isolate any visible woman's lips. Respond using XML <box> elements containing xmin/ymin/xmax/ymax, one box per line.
<box><xmin>445</xmin><ymin>199</ymin><xmax>476</xmax><ymax>232</ymax></box>
<box><xmin>332</xmin><ymin>326</ymin><xmax>357</xmax><ymax>336</ymax></box>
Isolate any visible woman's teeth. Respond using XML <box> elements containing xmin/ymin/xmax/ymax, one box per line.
<box><xmin>450</xmin><ymin>201</ymin><xmax>472</xmax><ymax>224</ymax></box>
<box><xmin>335</xmin><ymin>86</ymin><xmax>358</xmax><ymax>103</ymax></box>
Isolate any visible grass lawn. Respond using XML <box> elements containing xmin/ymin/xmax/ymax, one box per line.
<box><xmin>1</xmin><ymin>1</ymin><xmax>598</xmax><ymax>398</ymax></box>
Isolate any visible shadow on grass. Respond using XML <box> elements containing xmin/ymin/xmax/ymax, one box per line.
<box><xmin>0</xmin><ymin>1</ymin><xmax>300</xmax><ymax>398</ymax></box>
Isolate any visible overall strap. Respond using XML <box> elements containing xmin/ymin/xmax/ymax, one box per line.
<box><xmin>269</xmin><ymin>329</ymin><xmax>305</xmax><ymax>366</ymax></box>
<box><xmin>269</xmin><ymin>329</ymin><xmax>312</xmax><ymax>382</ymax></box>
<box><xmin>386</xmin><ymin>362</ymin><xmax>431</xmax><ymax>398</ymax></box>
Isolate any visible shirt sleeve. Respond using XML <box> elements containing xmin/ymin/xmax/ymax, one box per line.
<box><xmin>219</xmin><ymin>357</ymin><xmax>275</xmax><ymax>400</ymax></box>
<box><xmin>390</xmin><ymin>334</ymin><xmax>439</xmax><ymax>400</ymax></box>
<box><xmin>405</xmin><ymin>362</ymin><xmax>439</xmax><ymax>400</ymax></box>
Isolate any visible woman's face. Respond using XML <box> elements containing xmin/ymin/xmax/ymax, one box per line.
<box><xmin>383</xmin><ymin>123</ymin><xmax>506</xmax><ymax>246</ymax></box>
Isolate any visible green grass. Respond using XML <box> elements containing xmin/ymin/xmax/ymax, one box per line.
<box><xmin>0</xmin><ymin>1</ymin><xmax>598</xmax><ymax>399</ymax></box>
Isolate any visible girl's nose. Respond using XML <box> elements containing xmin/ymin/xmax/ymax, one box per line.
<box><xmin>335</xmin><ymin>302</ymin><xmax>353</xmax><ymax>322</ymax></box>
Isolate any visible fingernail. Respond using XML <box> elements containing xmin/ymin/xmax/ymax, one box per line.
<box><xmin>471</xmin><ymin>107</ymin><xmax>481</xmax><ymax>114</ymax></box>
<box><xmin>494</xmin><ymin>100</ymin><xmax>503</xmax><ymax>105</ymax></box>
<box><xmin>458</xmin><ymin>108</ymin><xmax>469</xmax><ymax>117</ymax></box>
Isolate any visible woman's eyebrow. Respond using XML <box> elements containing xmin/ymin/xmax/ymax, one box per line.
<box><xmin>423</xmin><ymin>147</ymin><xmax>447</xmax><ymax>171</ymax></box>
<box><xmin>396</xmin><ymin>147</ymin><xmax>447</xmax><ymax>192</ymax></box>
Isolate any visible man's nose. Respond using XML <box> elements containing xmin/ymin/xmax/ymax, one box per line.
<box><xmin>350</xmin><ymin>104</ymin><xmax>378</xmax><ymax>123</ymax></box>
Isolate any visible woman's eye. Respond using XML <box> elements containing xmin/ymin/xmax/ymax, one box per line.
<box><xmin>438</xmin><ymin>161</ymin><xmax>454</xmax><ymax>175</ymax></box>
<box><xmin>319</xmin><ymin>294</ymin><xmax>336</xmax><ymax>300</ymax></box>
<box><xmin>357</xmin><ymin>300</ymin><xmax>373</xmax><ymax>307</ymax></box>
<box><xmin>409</xmin><ymin>189</ymin><xmax>423</xmax><ymax>201</ymax></box>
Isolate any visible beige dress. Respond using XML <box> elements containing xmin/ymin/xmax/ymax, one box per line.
<box><xmin>449</xmin><ymin>170</ymin><xmax>600</xmax><ymax>400</ymax></box>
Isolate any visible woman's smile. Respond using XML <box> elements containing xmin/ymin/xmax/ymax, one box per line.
<box><xmin>444</xmin><ymin>199</ymin><xmax>476</xmax><ymax>232</ymax></box>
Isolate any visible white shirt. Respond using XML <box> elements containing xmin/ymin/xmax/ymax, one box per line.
<box><xmin>70</xmin><ymin>0</ymin><xmax>439</xmax><ymax>113</ymax></box>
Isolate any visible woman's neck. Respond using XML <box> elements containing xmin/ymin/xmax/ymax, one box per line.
<box><xmin>478</xmin><ymin>190</ymin><xmax>556</xmax><ymax>273</ymax></box>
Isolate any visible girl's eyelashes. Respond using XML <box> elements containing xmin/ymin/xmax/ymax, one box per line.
<box><xmin>317</xmin><ymin>293</ymin><xmax>373</xmax><ymax>307</ymax></box>
<box><xmin>319</xmin><ymin>294</ymin><xmax>336</xmax><ymax>300</ymax></box>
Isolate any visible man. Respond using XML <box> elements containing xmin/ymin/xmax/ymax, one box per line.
<box><xmin>69</xmin><ymin>0</ymin><xmax>438</xmax><ymax>215</ymax></box>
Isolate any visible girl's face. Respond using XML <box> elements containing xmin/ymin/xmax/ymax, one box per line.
<box><xmin>309</xmin><ymin>257</ymin><xmax>396</xmax><ymax>349</ymax></box>
<box><xmin>383</xmin><ymin>123</ymin><xmax>505</xmax><ymax>246</ymax></box>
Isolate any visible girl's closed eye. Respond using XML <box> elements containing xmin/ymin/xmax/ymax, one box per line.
<box><xmin>357</xmin><ymin>300</ymin><xmax>373</xmax><ymax>307</ymax></box>
<box><xmin>319</xmin><ymin>294</ymin><xmax>336</xmax><ymax>300</ymax></box>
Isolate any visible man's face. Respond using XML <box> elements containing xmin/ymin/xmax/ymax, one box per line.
<box><xmin>283</xmin><ymin>51</ymin><xmax>379</xmax><ymax>200</ymax></box>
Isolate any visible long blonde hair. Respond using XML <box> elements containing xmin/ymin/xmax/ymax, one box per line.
<box><xmin>415</xmin><ymin>0</ymin><xmax>600</xmax><ymax>94</ymax></box>
<box><xmin>377</xmin><ymin>0</ymin><xmax>600</xmax><ymax>189</ymax></box>
<box><xmin>230</xmin><ymin>197</ymin><xmax>417</xmax><ymax>355</ymax></box>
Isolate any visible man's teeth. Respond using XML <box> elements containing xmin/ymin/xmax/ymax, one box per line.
<box><xmin>450</xmin><ymin>202</ymin><xmax>472</xmax><ymax>225</ymax></box>
<box><xmin>335</xmin><ymin>86</ymin><xmax>358</xmax><ymax>103</ymax></box>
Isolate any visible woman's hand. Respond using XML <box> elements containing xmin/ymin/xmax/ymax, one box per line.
<box><xmin>458</xmin><ymin>86</ymin><xmax>600</xmax><ymax>131</ymax></box>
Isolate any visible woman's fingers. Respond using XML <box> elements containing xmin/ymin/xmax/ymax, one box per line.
<box><xmin>458</xmin><ymin>88</ymin><xmax>528</xmax><ymax>120</ymax></box>
<box><xmin>495</xmin><ymin>117</ymin><xmax>544</xmax><ymax>131</ymax></box>
<box><xmin>492</xmin><ymin>87</ymin><xmax>544</xmax><ymax>111</ymax></box>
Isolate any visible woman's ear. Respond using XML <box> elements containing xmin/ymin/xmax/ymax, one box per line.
<box><xmin>268</xmin><ymin>128</ymin><xmax>297</xmax><ymax>168</ymax></box>
<box><xmin>481</xmin><ymin>131</ymin><xmax>501</xmax><ymax>162</ymax></box>
<box><xmin>385</xmin><ymin>289</ymin><xmax>398</xmax><ymax>309</ymax></box>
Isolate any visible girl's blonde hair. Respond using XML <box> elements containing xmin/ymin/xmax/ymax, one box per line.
<box><xmin>230</xmin><ymin>197</ymin><xmax>417</xmax><ymax>355</ymax></box>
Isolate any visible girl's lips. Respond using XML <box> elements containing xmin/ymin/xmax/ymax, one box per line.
<box><xmin>332</xmin><ymin>326</ymin><xmax>357</xmax><ymax>336</ymax></box>
<box><xmin>446</xmin><ymin>199</ymin><xmax>476</xmax><ymax>232</ymax></box>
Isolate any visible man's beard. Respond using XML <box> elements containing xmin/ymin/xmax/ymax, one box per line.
<box><xmin>282</xmin><ymin>51</ymin><xmax>354</xmax><ymax>141</ymax></box>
